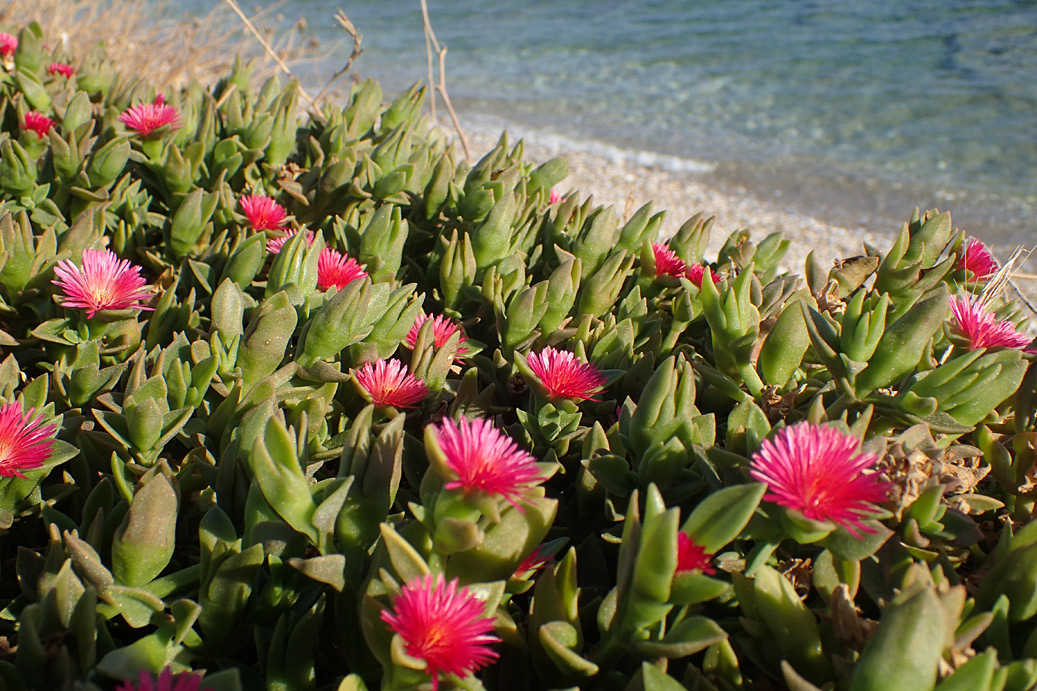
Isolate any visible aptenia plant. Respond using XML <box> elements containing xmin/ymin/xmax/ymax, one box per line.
<box><xmin>0</xmin><ymin>19</ymin><xmax>1035</xmax><ymax>691</ymax></box>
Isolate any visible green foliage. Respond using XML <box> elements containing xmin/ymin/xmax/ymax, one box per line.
<box><xmin>0</xmin><ymin>21</ymin><xmax>1034</xmax><ymax>691</ymax></box>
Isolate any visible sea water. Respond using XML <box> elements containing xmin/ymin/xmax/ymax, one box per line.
<box><xmin>182</xmin><ymin>0</ymin><xmax>1036</xmax><ymax>254</ymax></box>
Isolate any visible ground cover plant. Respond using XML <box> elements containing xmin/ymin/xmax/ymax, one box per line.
<box><xmin>0</xmin><ymin>19</ymin><xmax>1036</xmax><ymax>691</ymax></box>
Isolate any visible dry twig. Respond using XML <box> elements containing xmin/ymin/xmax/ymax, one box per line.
<box><xmin>312</xmin><ymin>9</ymin><xmax>364</xmax><ymax>106</ymax></box>
<box><xmin>978</xmin><ymin>246</ymin><xmax>1037</xmax><ymax>317</ymax></box>
<box><xmin>419</xmin><ymin>0</ymin><xmax>471</xmax><ymax>162</ymax></box>
<box><xmin>222</xmin><ymin>0</ymin><xmax>316</xmax><ymax>109</ymax></box>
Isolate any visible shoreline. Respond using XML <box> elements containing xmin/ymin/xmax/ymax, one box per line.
<box><xmin>455</xmin><ymin>115</ymin><xmax>886</xmax><ymax>275</ymax></box>
<box><xmin>453</xmin><ymin>115</ymin><xmax>1037</xmax><ymax>309</ymax></box>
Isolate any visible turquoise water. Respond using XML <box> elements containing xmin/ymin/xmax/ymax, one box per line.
<box><xmin>186</xmin><ymin>0</ymin><xmax>1036</xmax><ymax>248</ymax></box>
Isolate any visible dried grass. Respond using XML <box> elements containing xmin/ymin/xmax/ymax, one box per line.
<box><xmin>0</xmin><ymin>0</ymin><xmax>326</xmax><ymax>90</ymax></box>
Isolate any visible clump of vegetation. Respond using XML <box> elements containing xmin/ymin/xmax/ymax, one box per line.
<box><xmin>0</xmin><ymin>19</ymin><xmax>1036</xmax><ymax>691</ymax></box>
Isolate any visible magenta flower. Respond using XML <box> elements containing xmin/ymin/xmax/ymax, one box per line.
<box><xmin>675</xmin><ymin>533</ymin><xmax>716</xmax><ymax>575</ymax></box>
<box><xmin>548</xmin><ymin>188</ymin><xmax>563</xmax><ymax>205</ymax></box>
<box><xmin>381</xmin><ymin>574</ymin><xmax>500</xmax><ymax>691</ymax></box>
<box><xmin>240</xmin><ymin>194</ymin><xmax>287</xmax><ymax>231</ymax></box>
<box><xmin>652</xmin><ymin>243</ymin><xmax>687</xmax><ymax>278</ymax></box>
<box><xmin>749</xmin><ymin>422</ymin><xmax>890</xmax><ymax>537</ymax></box>
<box><xmin>0</xmin><ymin>33</ymin><xmax>16</xmax><ymax>57</ymax></box>
<box><xmin>116</xmin><ymin>668</ymin><xmax>208</xmax><ymax>691</ymax></box>
<box><xmin>52</xmin><ymin>249</ymin><xmax>153</xmax><ymax>318</ymax></box>
<box><xmin>47</xmin><ymin>62</ymin><xmax>75</xmax><ymax>78</ymax></box>
<box><xmin>317</xmin><ymin>248</ymin><xmax>367</xmax><ymax>290</ymax></box>
<box><xmin>949</xmin><ymin>296</ymin><xmax>1032</xmax><ymax>351</ymax></box>
<box><xmin>265</xmin><ymin>229</ymin><xmax>314</xmax><ymax>254</ymax></box>
<box><xmin>685</xmin><ymin>263</ymin><xmax>721</xmax><ymax>288</ymax></box>
<box><xmin>405</xmin><ymin>313</ymin><xmax>470</xmax><ymax>359</ymax></box>
<box><xmin>118</xmin><ymin>96</ymin><xmax>182</xmax><ymax>136</ymax></box>
<box><xmin>0</xmin><ymin>403</ymin><xmax>57</xmax><ymax>479</ymax></box>
<box><xmin>526</xmin><ymin>346</ymin><xmax>606</xmax><ymax>402</ymax></box>
<box><xmin>352</xmin><ymin>359</ymin><xmax>428</xmax><ymax>408</ymax></box>
<box><xmin>430</xmin><ymin>417</ymin><xmax>544</xmax><ymax>509</ymax></box>
<box><xmin>21</xmin><ymin>112</ymin><xmax>55</xmax><ymax>139</ymax></box>
<box><xmin>958</xmin><ymin>238</ymin><xmax>998</xmax><ymax>281</ymax></box>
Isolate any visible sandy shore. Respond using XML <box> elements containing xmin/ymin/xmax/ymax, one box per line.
<box><xmin>456</xmin><ymin>117</ymin><xmax>887</xmax><ymax>275</ymax></box>
<box><xmin>452</xmin><ymin>117</ymin><xmax>1037</xmax><ymax>311</ymax></box>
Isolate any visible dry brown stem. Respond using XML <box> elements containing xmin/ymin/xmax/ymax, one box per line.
<box><xmin>221</xmin><ymin>0</ymin><xmax>316</xmax><ymax>108</ymax></box>
<box><xmin>420</xmin><ymin>0</ymin><xmax>471</xmax><ymax>162</ymax></box>
<box><xmin>311</xmin><ymin>10</ymin><xmax>364</xmax><ymax>107</ymax></box>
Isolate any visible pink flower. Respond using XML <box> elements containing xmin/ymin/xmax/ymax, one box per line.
<box><xmin>405</xmin><ymin>313</ymin><xmax>470</xmax><ymax>359</ymax></box>
<box><xmin>526</xmin><ymin>346</ymin><xmax>606</xmax><ymax>402</ymax></box>
<box><xmin>949</xmin><ymin>296</ymin><xmax>1032</xmax><ymax>351</ymax></box>
<box><xmin>0</xmin><ymin>33</ymin><xmax>17</xmax><ymax>57</ymax></box>
<box><xmin>0</xmin><ymin>403</ymin><xmax>57</xmax><ymax>479</ymax></box>
<box><xmin>47</xmin><ymin>62</ymin><xmax>75</xmax><ymax>78</ymax></box>
<box><xmin>241</xmin><ymin>194</ymin><xmax>287</xmax><ymax>231</ymax></box>
<box><xmin>381</xmin><ymin>574</ymin><xmax>500</xmax><ymax>691</ymax></box>
<box><xmin>21</xmin><ymin>112</ymin><xmax>55</xmax><ymax>139</ymax></box>
<box><xmin>958</xmin><ymin>238</ymin><xmax>999</xmax><ymax>281</ymax></box>
<box><xmin>265</xmin><ymin>229</ymin><xmax>313</xmax><ymax>254</ymax></box>
<box><xmin>652</xmin><ymin>243</ymin><xmax>687</xmax><ymax>278</ymax></box>
<box><xmin>431</xmin><ymin>417</ymin><xmax>544</xmax><ymax>509</ymax></box>
<box><xmin>118</xmin><ymin>96</ymin><xmax>181</xmax><ymax>136</ymax></box>
<box><xmin>675</xmin><ymin>533</ymin><xmax>716</xmax><ymax>575</ymax></box>
<box><xmin>513</xmin><ymin>545</ymin><xmax>551</xmax><ymax>579</ymax></box>
<box><xmin>317</xmin><ymin>248</ymin><xmax>367</xmax><ymax>290</ymax></box>
<box><xmin>749</xmin><ymin>422</ymin><xmax>890</xmax><ymax>538</ymax></box>
<box><xmin>685</xmin><ymin>263</ymin><xmax>721</xmax><ymax>288</ymax></box>
<box><xmin>352</xmin><ymin>359</ymin><xmax>428</xmax><ymax>408</ymax></box>
<box><xmin>116</xmin><ymin>668</ymin><xmax>208</xmax><ymax>691</ymax></box>
<box><xmin>52</xmin><ymin>249</ymin><xmax>153</xmax><ymax>318</ymax></box>
<box><xmin>548</xmin><ymin>188</ymin><xmax>563</xmax><ymax>205</ymax></box>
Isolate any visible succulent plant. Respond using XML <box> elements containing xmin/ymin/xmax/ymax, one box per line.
<box><xmin>0</xmin><ymin>20</ymin><xmax>1034</xmax><ymax>691</ymax></box>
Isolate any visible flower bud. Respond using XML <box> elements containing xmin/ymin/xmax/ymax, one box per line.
<box><xmin>61</xmin><ymin>91</ymin><xmax>94</xmax><ymax>136</ymax></box>
<box><xmin>539</xmin><ymin>257</ymin><xmax>582</xmax><ymax>334</ymax></box>
<box><xmin>423</xmin><ymin>155</ymin><xmax>454</xmax><ymax>221</ymax></box>
<box><xmin>527</xmin><ymin>156</ymin><xmax>568</xmax><ymax>194</ymax></box>
<box><xmin>471</xmin><ymin>189</ymin><xmax>518</xmax><ymax>270</ymax></box>
<box><xmin>379</xmin><ymin>82</ymin><xmax>424</xmax><ymax>132</ymax></box>
<box><xmin>758</xmin><ymin>297</ymin><xmax>811</xmax><ymax>387</ymax></box>
<box><xmin>353</xmin><ymin>283</ymin><xmax>422</xmax><ymax>360</ymax></box>
<box><xmin>669</xmin><ymin>213</ymin><xmax>714</xmax><ymax>264</ymax></box>
<box><xmin>168</xmin><ymin>188</ymin><xmax>217</xmax><ymax>257</ymax></box>
<box><xmin>0</xmin><ymin>209</ymin><xmax>36</xmax><ymax>292</ymax></box>
<box><xmin>221</xmin><ymin>234</ymin><xmax>266</xmax><ymax>288</ymax></box>
<box><xmin>238</xmin><ymin>291</ymin><xmax>299</xmax><ymax>390</ymax></box>
<box><xmin>503</xmin><ymin>281</ymin><xmax>549</xmax><ymax>351</ymax></box>
<box><xmin>86</xmin><ymin>137</ymin><xmax>130</xmax><ymax>189</ymax></box>
<box><xmin>573</xmin><ymin>206</ymin><xmax>619</xmax><ymax>279</ymax></box>
<box><xmin>617</xmin><ymin>202</ymin><xmax>665</xmax><ymax>254</ymax></box>
<box><xmin>439</xmin><ymin>230</ymin><xmax>477</xmax><ymax>312</ymax></box>
<box><xmin>49</xmin><ymin>129</ymin><xmax>83</xmax><ymax>183</ymax></box>
<box><xmin>297</xmin><ymin>278</ymin><xmax>388</xmax><ymax>366</ymax></box>
<box><xmin>265</xmin><ymin>83</ymin><xmax>298</xmax><ymax>168</ymax></box>
<box><xmin>14</xmin><ymin>27</ymin><xmax>44</xmax><ymax>73</ymax></box>
<box><xmin>111</xmin><ymin>468</ymin><xmax>178</xmax><ymax>587</ymax></box>
<box><xmin>576</xmin><ymin>250</ymin><xmax>634</xmax><ymax>319</ymax></box>
<box><xmin>854</xmin><ymin>285</ymin><xmax>949</xmax><ymax>397</ymax></box>
<box><xmin>210</xmin><ymin>278</ymin><xmax>245</xmax><ymax>339</ymax></box>
<box><xmin>359</xmin><ymin>205</ymin><xmax>408</xmax><ymax>282</ymax></box>
<box><xmin>266</xmin><ymin>230</ymin><xmax>323</xmax><ymax>297</ymax></box>
<box><xmin>699</xmin><ymin>265</ymin><xmax>763</xmax><ymax>395</ymax></box>
<box><xmin>0</xmin><ymin>139</ymin><xmax>37</xmax><ymax>197</ymax></box>
<box><xmin>15</xmin><ymin>68</ymin><xmax>51</xmax><ymax>112</ymax></box>
<box><xmin>840</xmin><ymin>291</ymin><xmax>891</xmax><ymax>363</ymax></box>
